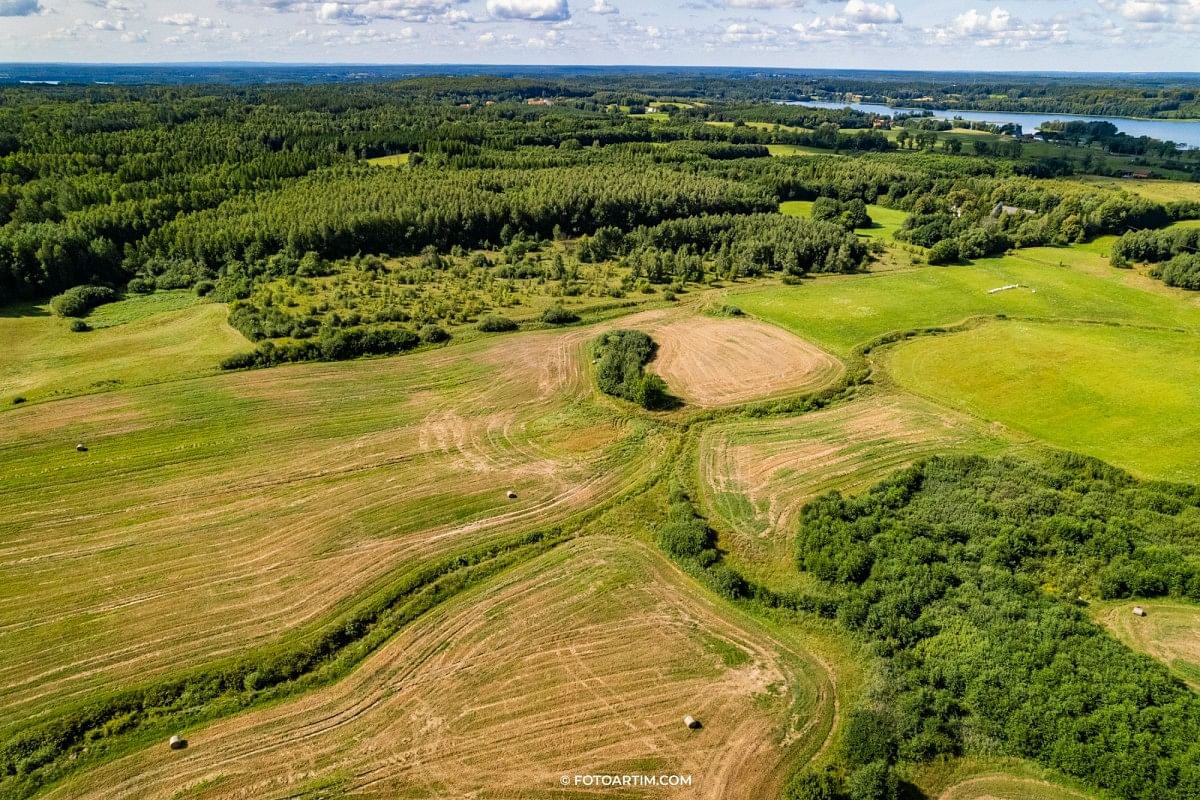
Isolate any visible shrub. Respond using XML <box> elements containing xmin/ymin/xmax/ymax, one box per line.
<box><xmin>69</xmin><ymin>320</ymin><xmax>91</xmax><ymax>333</ymax></box>
<box><xmin>477</xmin><ymin>314</ymin><xmax>518</xmax><ymax>333</ymax></box>
<box><xmin>220</xmin><ymin>352</ymin><xmax>257</xmax><ymax>370</ymax></box>
<box><xmin>194</xmin><ymin>280</ymin><xmax>216</xmax><ymax>297</ymax></box>
<box><xmin>48</xmin><ymin>285</ymin><xmax>118</xmax><ymax>318</ymax></box>
<box><xmin>927</xmin><ymin>238</ymin><xmax>960</xmax><ymax>266</ymax></box>
<box><xmin>784</xmin><ymin>768</ymin><xmax>845</xmax><ymax>800</ymax></box>
<box><xmin>847</xmin><ymin>762</ymin><xmax>897</xmax><ymax>800</ymax></box>
<box><xmin>540</xmin><ymin>304</ymin><xmax>580</xmax><ymax>325</ymax></box>
<box><xmin>126</xmin><ymin>277</ymin><xmax>155</xmax><ymax>294</ymax></box>
<box><xmin>12</xmin><ymin>396</ymin><xmax>26</xmax><ymax>405</ymax></box>
<box><xmin>419</xmin><ymin>324</ymin><xmax>450</xmax><ymax>343</ymax></box>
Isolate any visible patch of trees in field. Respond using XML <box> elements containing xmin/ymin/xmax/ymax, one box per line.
<box><xmin>591</xmin><ymin>330</ymin><xmax>675</xmax><ymax>410</ymax></box>
<box><xmin>789</xmin><ymin>453</ymin><xmax>1200</xmax><ymax>800</ymax></box>
<box><xmin>1111</xmin><ymin>226</ymin><xmax>1200</xmax><ymax>289</ymax></box>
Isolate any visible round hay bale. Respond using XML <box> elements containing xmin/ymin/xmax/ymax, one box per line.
<box><xmin>168</xmin><ymin>735</ymin><xmax>187</xmax><ymax>750</ymax></box>
<box><xmin>1133</xmin><ymin>606</ymin><xmax>1146</xmax><ymax>617</ymax></box>
<box><xmin>76</xmin><ymin>443</ymin><xmax>88</xmax><ymax>452</ymax></box>
<box><xmin>506</xmin><ymin>490</ymin><xmax>517</xmax><ymax>499</ymax></box>
<box><xmin>683</xmin><ymin>715</ymin><xmax>701</xmax><ymax>729</ymax></box>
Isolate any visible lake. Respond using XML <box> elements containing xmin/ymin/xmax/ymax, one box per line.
<box><xmin>793</xmin><ymin>100</ymin><xmax>1200</xmax><ymax>148</ymax></box>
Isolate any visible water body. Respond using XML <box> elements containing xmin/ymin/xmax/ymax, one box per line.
<box><xmin>795</xmin><ymin>100</ymin><xmax>1200</xmax><ymax>148</ymax></box>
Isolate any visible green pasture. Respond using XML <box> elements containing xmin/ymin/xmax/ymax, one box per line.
<box><xmin>734</xmin><ymin>246</ymin><xmax>1200</xmax><ymax>356</ymax></box>
<box><xmin>888</xmin><ymin>320</ymin><xmax>1200</xmax><ymax>481</ymax></box>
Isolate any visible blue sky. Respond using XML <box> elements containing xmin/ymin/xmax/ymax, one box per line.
<box><xmin>1</xmin><ymin>0</ymin><xmax>1198</xmax><ymax>71</ymax></box>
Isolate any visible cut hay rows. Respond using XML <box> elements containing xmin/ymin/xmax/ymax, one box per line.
<box><xmin>1093</xmin><ymin>601</ymin><xmax>1200</xmax><ymax>690</ymax></box>
<box><xmin>46</xmin><ymin>537</ymin><xmax>834</xmax><ymax>800</ymax></box>
<box><xmin>698</xmin><ymin>393</ymin><xmax>1015</xmax><ymax>585</ymax></box>
<box><xmin>648</xmin><ymin>315</ymin><xmax>843</xmax><ymax>407</ymax></box>
<box><xmin>0</xmin><ymin>328</ymin><xmax>664</xmax><ymax>734</ymax></box>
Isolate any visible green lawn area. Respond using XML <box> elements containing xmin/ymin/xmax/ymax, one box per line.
<box><xmin>365</xmin><ymin>153</ymin><xmax>411</xmax><ymax>166</ymax></box>
<box><xmin>767</xmin><ymin>143</ymin><xmax>825</xmax><ymax>157</ymax></box>
<box><xmin>1074</xmin><ymin>176</ymin><xmax>1200</xmax><ymax>204</ymax></box>
<box><xmin>734</xmin><ymin>246</ymin><xmax>1200</xmax><ymax>356</ymax></box>
<box><xmin>0</xmin><ymin>295</ymin><xmax>248</xmax><ymax>406</ymax></box>
<box><xmin>779</xmin><ymin>200</ymin><xmax>907</xmax><ymax>242</ymax></box>
<box><xmin>888</xmin><ymin>320</ymin><xmax>1200</xmax><ymax>481</ymax></box>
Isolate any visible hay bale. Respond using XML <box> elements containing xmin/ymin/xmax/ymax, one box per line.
<box><xmin>506</xmin><ymin>490</ymin><xmax>517</xmax><ymax>499</ymax></box>
<box><xmin>76</xmin><ymin>443</ymin><xmax>88</xmax><ymax>452</ymax></box>
<box><xmin>683</xmin><ymin>715</ymin><xmax>701</xmax><ymax>729</ymax></box>
<box><xmin>1133</xmin><ymin>606</ymin><xmax>1146</xmax><ymax>617</ymax></box>
<box><xmin>168</xmin><ymin>735</ymin><xmax>187</xmax><ymax>750</ymax></box>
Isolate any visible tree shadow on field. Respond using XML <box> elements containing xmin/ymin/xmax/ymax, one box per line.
<box><xmin>0</xmin><ymin>301</ymin><xmax>50</xmax><ymax>318</ymax></box>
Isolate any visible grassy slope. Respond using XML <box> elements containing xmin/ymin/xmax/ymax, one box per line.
<box><xmin>888</xmin><ymin>320</ymin><xmax>1200</xmax><ymax>481</ymax></box>
<box><xmin>1092</xmin><ymin>600</ymin><xmax>1200</xmax><ymax>690</ymax></box>
<box><xmin>0</xmin><ymin>293</ymin><xmax>247</xmax><ymax>406</ymax></box>
<box><xmin>0</xmin><ymin>325</ymin><xmax>664</xmax><ymax>734</ymax></box>
<box><xmin>734</xmin><ymin>247</ymin><xmax>1200</xmax><ymax>356</ymax></box>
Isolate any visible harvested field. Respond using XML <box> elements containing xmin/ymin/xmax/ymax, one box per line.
<box><xmin>0</xmin><ymin>327</ymin><xmax>663</xmax><ymax>735</ymax></box>
<box><xmin>647</xmin><ymin>315</ymin><xmax>842</xmax><ymax>407</ymax></box>
<box><xmin>1094</xmin><ymin>601</ymin><xmax>1200</xmax><ymax>690</ymax></box>
<box><xmin>46</xmin><ymin>537</ymin><xmax>834</xmax><ymax>800</ymax></box>
<box><xmin>698</xmin><ymin>393</ymin><xmax>1015</xmax><ymax>588</ymax></box>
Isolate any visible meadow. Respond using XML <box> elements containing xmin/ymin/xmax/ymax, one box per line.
<box><xmin>888</xmin><ymin>320</ymin><xmax>1200</xmax><ymax>481</ymax></box>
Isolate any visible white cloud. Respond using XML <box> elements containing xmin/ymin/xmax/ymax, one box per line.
<box><xmin>159</xmin><ymin>13</ymin><xmax>222</xmax><ymax>27</ymax></box>
<box><xmin>120</xmin><ymin>28</ymin><xmax>147</xmax><ymax>41</ymax></box>
<box><xmin>588</xmin><ymin>0</ymin><xmax>617</xmax><ymax>13</ymax></box>
<box><xmin>721</xmin><ymin>21</ymin><xmax>779</xmax><ymax>42</ymax></box>
<box><xmin>487</xmin><ymin>0</ymin><xmax>570</xmax><ymax>21</ymax></box>
<box><xmin>931</xmin><ymin>7</ymin><xmax>1068</xmax><ymax>48</ymax></box>
<box><xmin>842</xmin><ymin>0</ymin><xmax>900</xmax><ymax>24</ymax></box>
<box><xmin>92</xmin><ymin>18</ymin><xmax>126</xmax><ymax>29</ymax></box>
<box><xmin>0</xmin><ymin>0</ymin><xmax>41</xmax><ymax>16</ymax></box>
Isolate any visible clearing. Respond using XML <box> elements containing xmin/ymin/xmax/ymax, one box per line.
<box><xmin>1093</xmin><ymin>601</ymin><xmax>1200</xmax><ymax>690</ymax></box>
<box><xmin>887</xmin><ymin>320</ymin><xmax>1200</xmax><ymax>481</ymax></box>
<box><xmin>647</xmin><ymin>315</ymin><xmax>842</xmax><ymax>407</ymax></box>
<box><xmin>46</xmin><ymin>537</ymin><xmax>834</xmax><ymax>800</ymax></box>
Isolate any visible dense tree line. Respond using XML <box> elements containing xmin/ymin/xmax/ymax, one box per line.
<box><xmin>795</xmin><ymin>454</ymin><xmax>1200</xmax><ymax>800</ymax></box>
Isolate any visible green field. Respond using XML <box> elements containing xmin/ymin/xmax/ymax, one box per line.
<box><xmin>888</xmin><ymin>320</ymin><xmax>1200</xmax><ymax>481</ymax></box>
<box><xmin>734</xmin><ymin>247</ymin><xmax>1200</xmax><ymax>356</ymax></box>
<box><xmin>0</xmin><ymin>296</ymin><xmax>248</xmax><ymax>406</ymax></box>
<box><xmin>779</xmin><ymin>200</ymin><xmax>908</xmax><ymax>242</ymax></box>
<box><xmin>364</xmin><ymin>153</ymin><xmax>411</xmax><ymax>166</ymax></box>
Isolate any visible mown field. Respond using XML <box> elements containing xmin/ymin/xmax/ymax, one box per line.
<box><xmin>1094</xmin><ymin>601</ymin><xmax>1200</xmax><ymax>690</ymax></box>
<box><xmin>1</xmin><ymin>293</ymin><xmax>248</xmax><ymax>405</ymax></box>
<box><xmin>7</xmin><ymin>192</ymin><xmax>1200</xmax><ymax>800</ymax></box>
<box><xmin>697</xmin><ymin>392</ymin><xmax>1019</xmax><ymax>591</ymax></box>
<box><xmin>0</xmin><ymin>319</ymin><xmax>667</xmax><ymax>734</ymax></box>
<box><xmin>43</xmin><ymin>536</ymin><xmax>841</xmax><ymax>800</ymax></box>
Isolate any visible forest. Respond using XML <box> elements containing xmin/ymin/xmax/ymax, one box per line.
<box><xmin>791</xmin><ymin>454</ymin><xmax>1200</xmax><ymax>800</ymax></box>
<box><xmin>3</xmin><ymin>76</ymin><xmax>1199</xmax><ymax>317</ymax></box>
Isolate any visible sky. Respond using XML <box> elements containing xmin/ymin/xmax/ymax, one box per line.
<box><xmin>1</xmin><ymin>0</ymin><xmax>1198</xmax><ymax>72</ymax></box>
